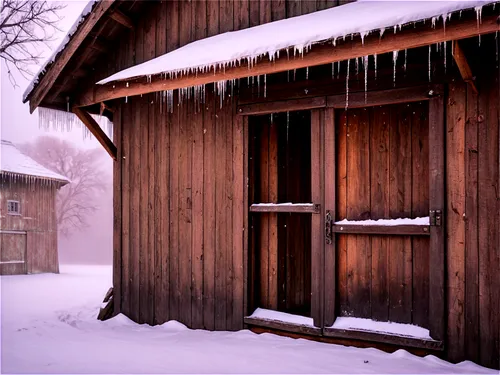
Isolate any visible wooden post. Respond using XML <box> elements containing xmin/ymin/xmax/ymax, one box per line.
<box><xmin>428</xmin><ymin>96</ymin><xmax>445</xmax><ymax>342</ymax></box>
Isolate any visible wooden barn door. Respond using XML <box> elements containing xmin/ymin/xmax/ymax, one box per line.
<box><xmin>247</xmin><ymin>110</ymin><xmax>324</xmax><ymax>330</ymax></box>
<box><xmin>323</xmin><ymin>96</ymin><xmax>445</xmax><ymax>344</ymax></box>
<box><xmin>0</xmin><ymin>231</ymin><xmax>27</xmax><ymax>275</ymax></box>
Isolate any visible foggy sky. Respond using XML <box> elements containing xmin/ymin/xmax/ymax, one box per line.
<box><xmin>1</xmin><ymin>0</ymin><xmax>102</xmax><ymax>148</ymax></box>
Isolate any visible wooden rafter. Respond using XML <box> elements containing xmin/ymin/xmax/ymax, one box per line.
<box><xmin>109</xmin><ymin>9</ymin><xmax>134</xmax><ymax>29</ymax></box>
<box><xmin>73</xmin><ymin>107</ymin><xmax>117</xmax><ymax>160</ymax></box>
<box><xmin>75</xmin><ymin>14</ymin><xmax>499</xmax><ymax>107</ymax></box>
<box><xmin>452</xmin><ymin>40</ymin><xmax>478</xmax><ymax>93</ymax></box>
<box><xmin>27</xmin><ymin>0</ymin><xmax>116</xmax><ymax>113</ymax></box>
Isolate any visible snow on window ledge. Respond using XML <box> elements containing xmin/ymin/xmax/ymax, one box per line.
<box><xmin>334</xmin><ymin>216</ymin><xmax>430</xmax><ymax>226</ymax></box>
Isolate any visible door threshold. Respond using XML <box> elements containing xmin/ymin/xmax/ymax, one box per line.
<box><xmin>244</xmin><ymin>316</ymin><xmax>322</xmax><ymax>336</ymax></box>
<box><xmin>323</xmin><ymin>327</ymin><xmax>443</xmax><ymax>350</ymax></box>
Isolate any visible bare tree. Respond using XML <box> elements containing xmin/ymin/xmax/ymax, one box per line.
<box><xmin>0</xmin><ymin>0</ymin><xmax>65</xmax><ymax>86</ymax></box>
<box><xmin>20</xmin><ymin>136</ymin><xmax>109</xmax><ymax>237</ymax></box>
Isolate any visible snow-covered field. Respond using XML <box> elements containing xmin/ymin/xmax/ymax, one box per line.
<box><xmin>1</xmin><ymin>266</ymin><xmax>496</xmax><ymax>374</ymax></box>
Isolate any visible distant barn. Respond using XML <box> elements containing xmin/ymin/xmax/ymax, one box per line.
<box><xmin>0</xmin><ymin>140</ymin><xmax>69</xmax><ymax>275</ymax></box>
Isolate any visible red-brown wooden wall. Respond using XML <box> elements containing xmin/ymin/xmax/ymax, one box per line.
<box><xmin>96</xmin><ymin>1</ymin><xmax>500</xmax><ymax>369</ymax></box>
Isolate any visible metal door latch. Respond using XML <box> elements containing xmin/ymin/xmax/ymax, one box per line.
<box><xmin>429</xmin><ymin>209</ymin><xmax>442</xmax><ymax>226</ymax></box>
<box><xmin>325</xmin><ymin>211</ymin><xmax>333</xmax><ymax>244</ymax></box>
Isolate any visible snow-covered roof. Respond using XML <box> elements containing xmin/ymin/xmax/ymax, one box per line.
<box><xmin>22</xmin><ymin>1</ymin><xmax>97</xmax><ymax>102</ymax></box>
<box><xmin>98</xmin><ymin>0</ymin><xmax>497</xmax><ymax>85</ymax></box>
<box><xmin>0</xmin><ymin>140</ymin><xmax>70</xmax><ymax>184</ymax></box>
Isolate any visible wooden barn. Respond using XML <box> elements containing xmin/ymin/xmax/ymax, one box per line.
<box><xmin>0</xmin><ymin>140</ymin><xmax>69</xmax><ymax>275</ymax></box>
<box><xmin>24</xmin><ymin>0</ymin><xmax>499</xmax><ymax>369</ymax></box>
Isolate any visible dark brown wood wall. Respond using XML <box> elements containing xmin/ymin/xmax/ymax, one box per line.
<box><xmin>445</xmin><ymin>61</ymin><xmax>500</xmax><ymax>369</ymax></box>
<box><xmin>111</xmin><ymin>0</ymin><xmax>341</xmax><ymax>330</ymax></box>
<box><xmin>105</xmin><ymin>1</ymin><xmax>499</xmax><ymax>369</ymax></box>
<box><xmin>0</xmin><ymin>178</ymin><xmax>60</xmax><ymax>274</ymax></box>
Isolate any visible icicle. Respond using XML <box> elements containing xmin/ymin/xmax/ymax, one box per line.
<box><xmin>306</xmin><ymin>67</ymin><xmax>309</xmax><ymax>80</ymax></box>
<box><xmin>496</xmin><ymin>31</ymin><xmax>499</xmax><ymax>62</ymax></box>
<box><xmin>345</xmin><ymin>59</ymin><xmax>350</xmax><ymax>110</ymax></box>
<box><xmin>475</xmin><ymin>6</ymin><xmax>482</xmax><ymax>45</ymax></box>
<box><xmin>443</xmin><ymin>41</ymin><xmax>447</xmax><ymax>74</ymax></box>
<box><xmin>428</xmin><ymin>45</ymin><xmax>432</xmax><ymax>82</ymax></box>
<box><xmin>392</xmin><ymin>50</ymin><xmax>399</xmax><ymax>87</ymax></box>
<box><xmin>364</xmin><ymin>55</ymin><xmax>369</xmax><ymax>104</ymax></box>
<box><xmin>264</xmin><ymin>74</ymin><xmax>267</xmax><ymax>98</ymax></box>
<box><xmin>336</xmin><ymin>61</ymin><xmax>340</xmax><ymax>80</ymax></box>
<box><xmin>355</xmin><ymin>57</ymin><xmax>359</xmax><ymax>76</ymax></box>
<box><xmin>257</xmin><ymin>75</ymin><xmax>260</xmax><ymax>97</ymax></box>
<box><xmin>270</xmin><ymin>113</ymin><xmax>274</xmax><ymax>124</ymax></box>
<box><xmin>404</xmin><ymin>49</ymin><xmax>408</xmax><ymax>73</ymax></box>
<box><xmin>374</xmin><ymin>54</ymin><xmax>378</xmax><ymax>80</ymax></box>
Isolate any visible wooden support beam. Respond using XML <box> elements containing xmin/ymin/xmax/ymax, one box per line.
<box><xmin>109</xmin><ymin>9</ymin><xmax>134</xmax><ymax>29</ymax></box>
<box><xmin>452</xmin><ymin>40</ymin><xmax>478</xmax><ymax>94</ymax></box>
<box><xmin>75</xmin><ymin>14</ymin><xmax>499</xmax><ymax>107</ymax></box>
<box><xmin>238</xmin><ymin>97</ymin><xmax>326</xmax><ymax>115</ymax></box>
<box><xmin>73</xmin><ymin>107</ymin><xmax>117</xmax><ymax>160</ymax></box>
<box><xmin>27</xmin><ymin>0</ymin><xmax>116</xmax><ymax>113</ymax></box>
<box><xmin>331</xmin><ymin>224</ymin><xmax>430</xmax><ymax>236</ymax></box>
<box><xmin>249</xmin><ymin>203</ymin><xmax>320</xmax><ymax>214</ymax></box>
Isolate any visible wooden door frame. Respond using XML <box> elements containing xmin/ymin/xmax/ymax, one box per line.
<box><xmin>241</xmin><ymin>85</ymin><xmax>445</xmax><ymax>348</ymax></box>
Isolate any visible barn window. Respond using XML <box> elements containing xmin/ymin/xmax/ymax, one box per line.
<box><xmin>7</xmin><ymin>200</ymin><xmax>20</xmax><ymax>215</ymax></box>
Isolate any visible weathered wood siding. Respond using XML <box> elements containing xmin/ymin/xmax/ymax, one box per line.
<box><xmin>103</xmin><ymin>1</ymin><xmax>498</xmax><ymax>368</ymax></box>
<box><xmin>111</xmin><ymin>0</ymin><xmax>340</xmax><ymax>330</ymax></box>
<box><xmin>0</xmin><ymin>178</ymin><xmax>59</xmax><ymax>274</ymax></box>
<box><xmin>445</xmin><ymin>58</ymin><xmax>499</xmax><ymax>369</ymax></box>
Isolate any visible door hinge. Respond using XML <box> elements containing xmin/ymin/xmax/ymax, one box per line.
<box><xmin>429</xmin><ymin>209</ymin><xmax>442</xmax><ymax>226</ymax></box>
<box><xmin>325</xmin><ymin>210</ymin><xmax>333</xmax><ymax>244</ymax></box>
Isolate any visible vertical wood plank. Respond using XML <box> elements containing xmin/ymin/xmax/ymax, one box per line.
<box><xmin>203</xmin><ymin>88</ymin><xmax>216</xmax><ymax>330</ymax></box>
<box><xmin>268</xmin><ymin>120</ymin><xmax>279</xmax><ymax>310</ymax></box>
<box><xmin>154</xmin><ymin>0</ymin><xmax>168</xmax><ymax>324</ymax></box>
<box><xmin>324</xmin><ymin>107</ymin><xmax>336</xmax><ymax>327</ymax></box>
<box><xmin>411</xmin><ymin>102</ymin><xmax>430</xmax><ymax>329</ymax></box>
<box><xmin>179</xmin><ymin>96</ymin><xmax>193</xmax><ymax>328</ymax></box>
<box><xmin>369</xmin><ymin>106</ymin><xmax>390</xmax><ymax>322</ymax></box>
<box><xmin>113</xmin><ymin>104</ymin><xmax>122</xmax><ymax>316</ymax></box>
<box><xmin>130</xmin><ymin>98</ymin><xmax>141</xmax><ymax>323</ymax></box>
<box><xmin>225</xmin><ymin>97</ymin><xmax>234</xmax><ymax>328</ymax></box>
<box><xmin>249</xmin><ymin>0</ymin><xmax>260</xmax><ymax>27</ymax></box>
<box><xmin>301</xmin><ymin>0</ymin><xmax>317</xmax><ymax>14</ymax></box>
<box><xmin>465</xmin><ymin>85</ymin><xmax>479</xmax><ymax>362</ymax></box>
<box><xmin>219</xmin><ymin>0</ymin><xmax>234</xmax><ymax>33</ymax></box>
<box><xmin>207</xmin><ymin>0</ymin><xmax>220</xmax><ymax>36</ymax></box>
<box><xmin>271</xmin><ymin>0</ymin><xmax>286</xmax><ymax>21</ymax></box>
<box><xmin>232</xmin><ymin>110</ymin><xmax>245</xmax><ymax>329</ymax></box>
<box><xmin>477</xmin><ymin>67</ymin><xmax>500</xmax><ymax>368</ymax></box>
<box><xmin>235</xmin><ymin>0</ymin><xmax>249</xmax><ymax>30</ymax></box>
<box><xmin>388</xmin><ymin>105</ymin><xmax>412</xmax><ymax>324</ymax></box>
<box><xmin>446</xmin><ymin>82</ymin><xmax>466</xmax><ymax>360</ymax></box>
<box><xmin>144</xmin><ymin>7</ymin><xmax>157</xmax><ymax>325</ymax></box>
<box><xmin>169</xmin><ymin>95</ymin><xmax>180</xmax><ymax>322</ymax></box>
<box><xmin>121</xmin><ymin>102</ymin><xmax>131</xmax><ymax>318</ymax></box>
<box><xmin>259</xmin><ymin>0</ymin><xmax>271</xmax><ymax>24</ymax></box>
<box><xmin>286</xmin><ymin>0</ymin><xmax>301</xmax><ymax>17</ymax></box>
<box><xmin>336</xmin><ymin>110</ymin><xmax>348</xmax><ymax>316</ymax></box>
<box><xmin>242</xmin><ymin>116</ymin><xmax>250</xmax><ymax>318</ymax></box>
<box><xmin>258</xmin><ymin>121</ymin><xmax>270</xmax><ymax>309</ymax></box>
<box><xmin>192</xmin><ymin>97</ymin><xmax>204</xmax><ymax>329</ymax></box>
<box><xmin>215</xmin><ymin>95</ymin><xmax>228</xmax><ymax>330</ymax></box>
<box><xmin>346</xmin><ymin>109</ymin><xmax>371</xmax><ymax>319</ymax></box>
<box><xmin>310</xmin><ymin>109</ymin><xmax>324</xmax><ymax>327</ymax></box>
<box><xmin>428</xmin><ymin>95</ymin><xmax>445</xmax><ymax>341</ymax></box>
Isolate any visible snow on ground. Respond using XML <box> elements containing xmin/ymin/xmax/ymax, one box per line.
<box><xmin>1</xmin><ymin>265</ymin><xmax>496</xmax><ymax>374</ymax></box>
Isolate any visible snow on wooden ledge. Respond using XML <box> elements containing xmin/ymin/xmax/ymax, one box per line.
<box><xmin>331</xmin><ymin>317</ymin><xmax>431</xmax><ymax>340</ymax></box>
<box><xmin>248</xmin><ymin>308</ymin><xmax>314</xmax><ymax>327</ymax></box>
<box><xmin>335</xmin><ymin>216</ymin><xmax>430</xmax><ymax>226</ymax></box>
